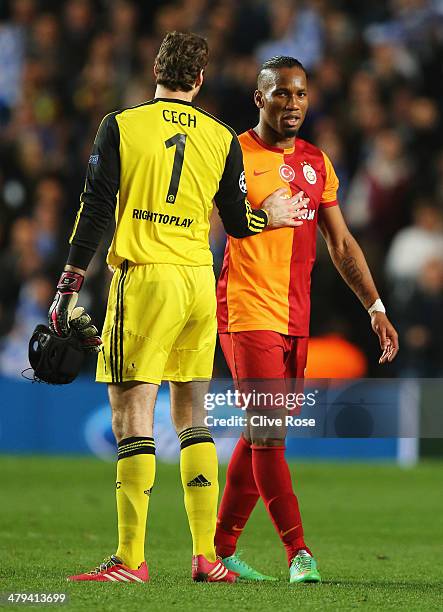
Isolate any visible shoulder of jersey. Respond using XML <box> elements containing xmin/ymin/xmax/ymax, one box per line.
<box><xmin>96</xmin><ymin>102</ymin><xmax>155</xmax><ymax>127</ymax></box>
<box><xmin>295</xmin><ymin>137</ymin><xmax>325</xmax><ymax>160</ymax></box>
<box><xmin>193</xmin><ymin>105</ymin><xmax>237</xmax><ymax>138</ymax></box>
<box><xmin>108</xmin><ymin>99</ymin><xmax>159</xmax><ymax>119</ymax></box>
<box><xmin>238</xmin><ymin>129</ymin><xmax>262</xmax><ymax>152</ymax></box>
<box><xmin>238</xmin><ymin>130</ymin><xmax>250</xmax><ymax>144</ymax></box>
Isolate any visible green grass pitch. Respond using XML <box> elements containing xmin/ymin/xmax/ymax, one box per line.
<box><xmin>1</xmin><ymin>457</ymin><xmax>442</xmax><ymax>611</ymax></box>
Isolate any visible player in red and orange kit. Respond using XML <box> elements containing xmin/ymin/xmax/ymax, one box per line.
<box><xmin>215</xmin><ymin>56</ymin><xmax>399</xmax><ymax>583</ymax></box>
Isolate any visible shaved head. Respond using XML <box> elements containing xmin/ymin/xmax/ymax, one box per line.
<box><xmin>257</xmin><ymin>56</ymin><xmax>306</xmax><ymax>91</ymax></box>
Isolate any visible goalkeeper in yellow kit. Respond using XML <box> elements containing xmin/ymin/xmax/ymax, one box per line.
<box><xmin>48</xmin><ymin>31</ymin><xmax>309</xmax><ymax>583</ymax></box>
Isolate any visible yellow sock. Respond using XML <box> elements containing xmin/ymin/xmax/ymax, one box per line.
<box><xmin>179</xmin><ymin>427</ymin><xmax>219</xmax><ymax>562</ymax></box>
<box><xmin>115</xmin><ymin>436</ymin><xmax>156</xmax><ymax>569</ymax></box>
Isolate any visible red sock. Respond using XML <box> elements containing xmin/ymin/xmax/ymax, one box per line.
<box><xmin>215</xmin><ymin>435</ymin><xmax>260</xmax><ymax>558</ymax></box>
<box><xmin>251</xmin><ymin>445</ymin><xmax>310</xmax><ymax>565</ymax></box>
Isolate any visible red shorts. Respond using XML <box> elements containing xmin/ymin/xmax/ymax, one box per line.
<box><xmin>219</xmin><ymin>331</ymin><xmax>308</xmax><ymax>416</ymax></box>
<box><xmin>219</xmin><ymin>331</ymin><xmax>308</xmax><ymax>380</ymax></box>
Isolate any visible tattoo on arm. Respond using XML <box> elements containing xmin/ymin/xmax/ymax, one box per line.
<box><xmin>338</xmin><ymin>255</ymin><xmax>374</xmax><ymax>307</ymax></box>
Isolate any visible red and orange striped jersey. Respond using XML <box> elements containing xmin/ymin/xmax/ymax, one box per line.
<box><xmin>217</xmin><ymin>129</ymin><xmax>339</xmax><ymax>336</ymax></box>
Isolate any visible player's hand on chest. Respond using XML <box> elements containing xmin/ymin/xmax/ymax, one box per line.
<box><xmin>280</xmin><ymin>160</ymin><xmax>324</xmax><ymax>208</ymax></box>
<box><xmin>246</xmin><ymin>158</ymin><xmax>325</xmax><ymax>218</ymax></box>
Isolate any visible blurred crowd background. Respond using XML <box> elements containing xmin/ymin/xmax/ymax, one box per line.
<box><xmin>1</xmin><ymin>0</ymin><xmax>443</xmax><ymax>379</ymax></box>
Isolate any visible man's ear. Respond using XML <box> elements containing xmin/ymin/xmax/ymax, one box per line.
<box><xmin>195</xmin><ymin>69</ymin><xmax>204</xmax><ymax>88</ymax></box>
<box><xmin>153</xmin><ymin>62</ymin><xmax>158</xmax><ymax>78</ymax></box>
<box><xmin>254</xmin><ymin>89</ymin><xmax>264</xmax><ymax>109</ymax></box>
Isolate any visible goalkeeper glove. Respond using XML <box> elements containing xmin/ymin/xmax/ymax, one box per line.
<box><xmin>48</xmin><ymin>271</ymin><xmax>102</xmax><ymax>353</ymax></box>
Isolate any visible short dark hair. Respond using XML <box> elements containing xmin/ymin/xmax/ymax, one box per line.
<box><xmin>257</xmin><ymin>56</ymin><xmax>307</xmax><ymax>89</ymax></box>
<box><xmin>155</xmin><ymin>31</ymin><xmax>209</xmax><ymax>92</ymax></box>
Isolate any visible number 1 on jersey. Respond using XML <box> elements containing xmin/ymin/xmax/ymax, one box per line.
<box><xmin>165</xmin><ymin>133</ymin><xmax>187</xmax><ymax>204</ymax></box>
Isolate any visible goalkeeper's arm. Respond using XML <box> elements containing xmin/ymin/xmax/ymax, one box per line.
<box><xmin>49</xmin><ymin>113</ymin><xmax>120</xmax><ymax>350</ymax></box>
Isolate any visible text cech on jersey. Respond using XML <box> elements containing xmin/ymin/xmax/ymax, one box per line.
<box><xmin>162</xmin><ymin>109</ymin><xmax>197</xmax><ymax>128</ymax></box>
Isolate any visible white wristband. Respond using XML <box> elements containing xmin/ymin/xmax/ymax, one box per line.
<box><xmin>368</xmin><ymin>298</ymin><xmax>386</xmax><ymax>317</ymax></box>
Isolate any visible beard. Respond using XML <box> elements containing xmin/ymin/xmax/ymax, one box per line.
<box><xmin>282</xmin><ymin>127</ymin><xmax>298</xmax><ymax>138</ymax></box>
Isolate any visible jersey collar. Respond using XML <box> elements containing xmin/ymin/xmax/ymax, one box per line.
<box><xmin>154</xmin><ymin>97</ymin><xmax>194</xmax><ymax>106</ymax></box>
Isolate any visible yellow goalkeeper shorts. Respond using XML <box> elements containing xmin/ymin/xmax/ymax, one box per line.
<box><xmin>96</xmin><ymin>261</ymin><xmax>216</xmax><ymax>384</ymax></box>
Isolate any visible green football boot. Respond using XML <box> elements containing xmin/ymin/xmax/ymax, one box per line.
<box><xmin>221</xmin><ymin>552</ymin><xmax>278</xmax><ymax>581</ymax></box>
<box><xmin>289</xmin><ymin>550</ymin><xmax>321</xmax><ymax>583</ymax></box>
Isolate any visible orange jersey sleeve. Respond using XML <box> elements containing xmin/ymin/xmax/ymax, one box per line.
<box><xmin>320</xmin><ymin>151</ymin><xmax>339</xmax><ymax>207</ymax></box>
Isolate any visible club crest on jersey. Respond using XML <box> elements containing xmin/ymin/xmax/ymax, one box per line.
<box><xmin>279</xmin><ymin>164</ymin><xmax>295</xmax><ymax>182</ymax></box>
<box><xmin>239</xmin><ymin>171</ymin><xmax>247</xmax><ymax>194</ymax></box>
<box><xmin>302</xmin><ymin>162</ymin><xmax>317</xmax><ymax>184</ymax></box>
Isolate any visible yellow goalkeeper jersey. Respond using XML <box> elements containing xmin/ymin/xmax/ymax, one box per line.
<box><xmin>68</xmin><ymin>98</ymin><xmax>267</xmax><ymax>269</ymax></box>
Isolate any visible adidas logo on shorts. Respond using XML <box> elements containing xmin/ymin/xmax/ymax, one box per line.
<box><xmin>187</xmin><ymin>474</ymin><xmax>211</xmax><ymax>487</ymax></box>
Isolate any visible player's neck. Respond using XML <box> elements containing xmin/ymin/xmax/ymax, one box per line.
<box><xmin>154</xmin><ymin>85</ymin><xmax>195</xmax><ymax>103</ymax></box>
<box><xmin>254</xmin><ymin>122</ymin><xmax>296</xmax><ymax>150</ymax></box>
